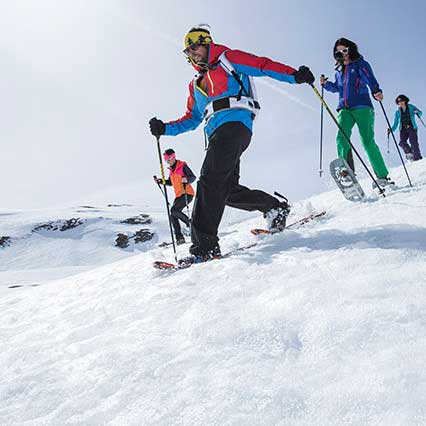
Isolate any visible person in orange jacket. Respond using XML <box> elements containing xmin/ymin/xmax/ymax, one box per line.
<box><xmin>154</xmin><ymin>149</ymin><xmax>196</xmax><ymax>245</ymax></box>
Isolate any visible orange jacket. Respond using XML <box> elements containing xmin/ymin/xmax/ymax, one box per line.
<box><xmin>169</xmin><ymin>160</ymin><xmax>195</xmax><ymax>198</ymax></box>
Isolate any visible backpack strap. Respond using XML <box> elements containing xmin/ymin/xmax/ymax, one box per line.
<box><xmin>218</xmin><ymin>51</ymin><xmax>251</xmax><ymax>100</ymax></box>
<box><xmin>203</xmin><ymin>51</ymin><xmax>261</xmax><ymax>123</ymax></box>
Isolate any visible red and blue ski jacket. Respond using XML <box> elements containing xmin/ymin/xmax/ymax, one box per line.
<box><xmin>164</xmin><ymin>43</ymin><xmax>297</xmax><ymax>138</ymax></box>
<box><xmin>323</xmin><ymin>57</ymin><xmax>381</xmax><ymax>111</ymax></box>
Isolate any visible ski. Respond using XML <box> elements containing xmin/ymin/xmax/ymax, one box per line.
<box><xmin>329</xmin><ymin>158</ymin><xmax>365</xmax><ymax>202</ymax></box>
<box><xmin>154</xmin><ymin>211</ymin><xmax>326</xmax><ymax>271</ymax></box>
<box><xmin>250</xmin><ymin>210</ymin><xmax>326</xmax><ymax>236</ymax></box>
<box><xmin>153</xmin><ymin>243</ymin><xmax>258</xmax><ymax>271</ymax></box>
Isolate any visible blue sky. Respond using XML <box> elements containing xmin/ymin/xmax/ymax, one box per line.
<box><xmin>1</xmin><ymin>0</ymin><xmax>426</xmax><ymax>208</ymax></box>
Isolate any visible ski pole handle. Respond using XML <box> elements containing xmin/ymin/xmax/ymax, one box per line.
<box><xmin>154</xmin><ymin>135</ymin><xmax>177</xmax><ymax>262</ymax></box>
<box><xmin>155</xmin><ymin>136</ymin><xmax>168</xmax><ymax>184</ymax></box>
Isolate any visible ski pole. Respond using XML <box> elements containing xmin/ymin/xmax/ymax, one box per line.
<box><xmin>387</xmin><ymin>132</ymin><xmax>390</xmax><ymax>154</ymax></box>
<box><xmin>182</xmin><ymin>183</ymin><xmax>191</xmax><ymax>220</ymax></box>
<box><xmin>319</xmin><ymin>76</ymin><xmax>325</xmax><ymax>177</ymax></box>
<box><xmin>153</xmin><ymin>176</ymin><xmax>171</xmax><ymax>206</ymax></box>
<box><xmin>154</xmin><ymin>136</ymin><xmax>178</xmax><ymax>262</ymax></box>
<box><xmin>154</xmin><ymin>175</ymin><xmax>165</xmax><ymax>196</ymax></box>
<box><xmin>379</xmin><ymin>101</ymin><xmax>413</xmax><ymax>187</ymax></box>
<box><xmin>182</xmin><ymin>183</ymin><xmax>192</xmax><ymax>237</ymax></box>
<box><xmin>416</xmin><ymin>113</ymin><xmax>426</xmax><ymax>130</ymax></box>
<box><xmin>309</xmin><ymin>84</ymin><xmax>385</xmax><ymax>197</ymax></box>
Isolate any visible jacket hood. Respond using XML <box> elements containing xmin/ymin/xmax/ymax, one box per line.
<box><xmin>336</xmin><ymin>55</ymin><xmax>364</xmax><ymax>71</ymax></box>
<box><xmin>188</xmin><ymin>43</ymin><xmax>230</xmax><ymax>72</ymax></box>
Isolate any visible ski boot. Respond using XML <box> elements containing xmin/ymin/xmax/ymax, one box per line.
<box><xmin>337</xmin><ymin>168</ymin><xmax>355</xmax><ymax>186</ymax></box>
<box><xmin>372</xmin><ymin>177</ymin><xmax>395</xmax><ymax>190</ymax></box>
<box><xmin>180</xmin><ymin>244</ymin><xmax>222</xmax><ymax>266</ymax></box>
<box><xmin>264</xmin><ymin>200</ymin><xmax>291</xmax><ymax>233</ymax></box>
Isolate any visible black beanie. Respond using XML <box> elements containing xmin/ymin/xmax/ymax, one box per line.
<box><xmin>395</xmin><ymin>94</ymin><xmax>409</xmax><ymax>104</ymax></box>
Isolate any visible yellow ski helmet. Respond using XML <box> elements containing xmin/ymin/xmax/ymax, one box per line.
<box><xmin>183</xmin><ymin>24</ymin><xmax>213</xmax><ymax>52</ymax></box>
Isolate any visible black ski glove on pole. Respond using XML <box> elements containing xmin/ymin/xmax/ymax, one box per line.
<box><xmin>149</xmin><ymin>117</ymin><xmax>166</xmax><ymax>137</ymax></box>
<box><xmin>293</xmin><ymin>66</ymin><xmax>315</xmax><ymax>84</ymax></box>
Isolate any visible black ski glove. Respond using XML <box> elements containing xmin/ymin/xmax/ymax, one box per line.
<box><xmin>293</xmin><ymin>66</ymin><xmax>315</xmax><ymax>84</ymax></box>
<box><xmin>149</xmin><ymin>117</ymin><xmax>166</xmax><ymax>137</ymax></box>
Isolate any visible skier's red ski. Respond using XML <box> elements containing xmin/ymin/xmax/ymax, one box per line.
<box><xmin>153</xmin><ymin>211</ymin><xmax>326</xmax><ymax>271</ymax></box>
<box><xmin>250</xmin><ymin>210</ymin><xmax>326</xmax><ymax>236</ymax></box>
<box><xmin>153</xmin><ymin>243</ymin><xmax>257</xmax><ymax>271</ymax></box>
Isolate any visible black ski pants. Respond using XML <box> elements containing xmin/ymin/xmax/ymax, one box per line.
<box><xmin>171</xmin><ymin>194</ymin><xmax>193</xmax><ymax>238</ymax></box>
<box><xmin>190</xmin><ymin>121</ymin><xmax>280</xmax><ymax>255</ymax></box>
<box><xmin>400</xmin><ymin>128</ymin><xmax>422</xmax><ymax>160</ymax></box>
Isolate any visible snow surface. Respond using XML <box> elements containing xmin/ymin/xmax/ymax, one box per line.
<box><xmin>1</xmin><ymin>161</ymin><xmax>426</xmax><ymax>426</ymax></box>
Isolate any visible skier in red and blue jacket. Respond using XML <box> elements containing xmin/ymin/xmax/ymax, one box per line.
<box><xmin>149</xmin><ymin>26</ymin><xmax>314</xmax><ymax>263</ymax></box>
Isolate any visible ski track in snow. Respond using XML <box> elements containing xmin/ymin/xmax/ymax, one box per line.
<box><xmin>1</xmin><ymin>161</ymin><xmax>426</xmax><ymax>425</ymax></box>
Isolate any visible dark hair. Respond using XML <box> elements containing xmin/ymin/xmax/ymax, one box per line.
<box><xmin>395</xmin><ymin>94</ymin><xmax>409</xmax><ymax>104</ymax></box>
<box><xmin>164</xmin><ymin>148</ymin><xmax>175</xmax><ymax>155</ymax></box>
<box><xmin>333</xmin><ymin>37</ymin><xmax>361</xmax><ymax>61</ymax></box>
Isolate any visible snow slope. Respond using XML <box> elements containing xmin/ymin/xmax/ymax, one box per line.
<box><xmin>0</xmin><ymin>203</ymin><xmax>174</xmax><ymax>291</ymax></box>
<box><xmin>1</xmin><ymin>161</ymin><xmax>426</xmax><ymax>426</ymax></box>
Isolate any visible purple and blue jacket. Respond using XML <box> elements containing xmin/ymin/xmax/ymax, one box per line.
<box><xmin>323</xmin><ymin>57</ymin><xmax>381</xmax><ymax>111</ymax></box>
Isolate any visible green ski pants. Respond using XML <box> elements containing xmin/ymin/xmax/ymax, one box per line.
<box><xmin>336</xmin><ymin>107</ymin><xmax>388</xmax><ymax>178</ymax></box>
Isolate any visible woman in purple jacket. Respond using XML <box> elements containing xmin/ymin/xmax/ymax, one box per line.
<box><xmin>320</xmin><ymin>38</ymin><xmax>392</xmax><ymax>187</ymax></box>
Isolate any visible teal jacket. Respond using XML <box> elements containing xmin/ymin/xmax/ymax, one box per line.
<box><xmin>391</xmin><ymin>104</ymin><xmax>423</xmax><ymax>132</ymax></box>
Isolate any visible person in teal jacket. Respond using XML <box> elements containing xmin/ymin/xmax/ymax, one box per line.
<box><xmin>389</xmin><ymin>94</ymin><xmax>423</xmax><ymax>161</ymax></box>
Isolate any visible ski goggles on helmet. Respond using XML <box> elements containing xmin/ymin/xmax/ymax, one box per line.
<box><xmin>163</xmin><ymin>153</ymin><xmax>176</xmax><ymax>161</ymax></box>
<box><xmin>183</xmin><ymin>44</ymin><xmax>201</xmax><ymax>55</ymax></box>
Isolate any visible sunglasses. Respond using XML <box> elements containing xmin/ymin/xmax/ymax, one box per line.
<box><xmin>335</xmin><ymin>47</ymin><xmax>349</xmax><ymax>55</ymax></box>
<box><xmin>183</xmin><ymin>44</ymin><xmax>201</xmax><ymax>55</ymax></box>
<box><xmin>397</xmin><ymin>99</ymin><xmax>405</xmax><ymax>103</ymax></box>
